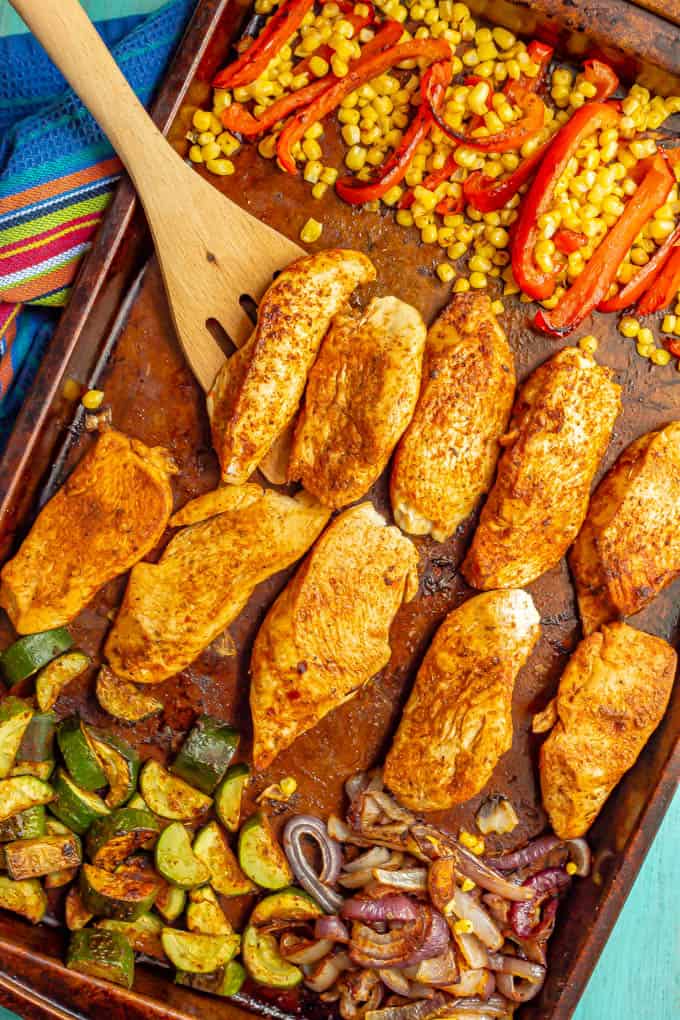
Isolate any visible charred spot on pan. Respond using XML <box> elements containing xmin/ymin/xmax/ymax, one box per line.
<box><xmin>421</xmin><ymin>557</ymin><xmax>458</xmax><ymax>596</ymax></box>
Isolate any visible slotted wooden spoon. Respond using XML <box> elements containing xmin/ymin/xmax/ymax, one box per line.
<box><xmin>10</xmin><ymin>0</ymin><xmax>305</xmax><ymax>395</ymax></box>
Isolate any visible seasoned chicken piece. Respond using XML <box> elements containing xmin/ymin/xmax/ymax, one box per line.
<box><xmin>288</xmin><ymin>296</ymin><xmax>426</xmax><ymax>508</ymax></box>
<box><xmin>462</xmin><ymin>347</ymin><xmax>621</xmax><ymax>590</ymax></box>
<box><xmin>390</xmin><ymin>292</ymin><xmax>515</xmax><ymax>542</ymax></box>
<box><xmin>169</xmin><ymin>484</ymin><xmax>263</xmax><ymax>527</ymax></box>
<box><xmin>250</xmin><ymin>502</ymin><xmax>419</xmax><ymax>770</ymax></box>
<box><xmin>384</xmin><ymin>590</ymin><xmax>540</xmax><ymax>811</ymax></box>
<box><xmin>105</xmin><ymin>487</ymin><xmax>330</xmax><ymax>685</ymax></box>
<box><xmin>0</xmin><ymin>430</ymin><xmax>176</xmax><ymax>634</ymax></box>
<box><xmin>207</xmin><ymin>250</ymin><xmax>376</xmax><ymax>485</ymax></box>
<box><xmin>569</xmin><ymin>422</ymin><xmax>680</xmax><ymax>635</ymax></box>
<box><xmin>540</xmin><ymin>623</ymin><xmax>676</xmax><ymax>838</ymax></box>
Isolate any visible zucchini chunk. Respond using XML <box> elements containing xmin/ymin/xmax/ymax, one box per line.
<box><xmin>0</xmin><ymin>698</ymin><xmax>34</xmax><ymax>778</ymax></box>
<box><xmin>97</xmin><ymin>913</ymin><xmax>165</xmax><ymax>960</ymax></box>
<box><xmin>0</xmin><ymin>875</ymin><xmax>47</xmax><ymax>924</ymax></box>
<box><xmin>87</xmin><ymin>809</ymin><xmax>160</xmax><ymax>871</ymax></box>
<box><xmin>161</xmin><ymin>928</ymin><xmax>241</xmax><ymax>974</ymax></box>
<box><xmin>18</xmin><ymin>712</ymin><xmax>56</xmax><ymax>763</ymax></box>
<box><xmin>36</xmin><ymin>651</ymin><xmax>90</xmax><ymax>712</ymax></box>
<box><xmin>80</xmin><ymin>862</ymin><xmax>160</xmax><ymax>921</ymax></box>
<box><xmin>65</xmin><ymin>886</ymin><xmax>94</xmax><ymax>930</ymax></box>
<box><xmin>0</xmin><ymin>776</ymin><xmax>54</xmax><ymax>821</ymax></box>
<box><xmin>96</xmin><ymin>667</ymin><xmax>162</xmax><ymax>723</ymax></box>
<box><xmin>44</xmin><ymin>867</ymin><xmax>79</xmax><ymax>889</ymax></box>
<box><xmin>0</xmin><ymin>806</ymin><xmax>46</xmax><ymax>843</ymax></box>
<box><xmin>242</xmin><ymin>924</ymin><xmax>302</xmax><ymax>988</ymax></box>
<box><xmin>171</xmin><ymin>717</ymin><xmax>240</xmax><ymax>794</ymax></box>
<box><xmin>0</xmin><ymin>628</ymin><xmax>73</xmax><ymax>686</ymax></box>
<box><xmin>139</xmin><ymin>760</ymin><xmax>211</xmax><ymax>821</ymax></box>
<box><xmin>238</xmin><ymin>812</ymin><xmax>293</xmax><ymax>890</ymax></box>
<box><xmin>215</xmin><ymin>763</ymin><xmax>250</xmax><ymax>832</ymax></box>
<box><xmin>67</xmin><ymin>929</ymin><xmax>135</xmax><ymax>989</ymax></box>
<box><xmin>57</xmin><ymin>717</ymin><xmax>107</xmax><ymax>792</ymax></box>
<box><xmin>154</xmin><ymin>882</ymin><xmax>186</xmax><ymax>923</ymax></box>
<box><xmin>50</xmin><ymin>769</ymin><xmax>109</xmax><ymax>834</ymax></box>
<box><xmin>186</xmin><ymin>886</ymin><xmax>232</xmax><ymax>935</ymax></box>
<box><xmin>176</xmin><ymin>960</ymin><xmax>246</xmax><ymax>997</ymax></box>
<box><xmin>5</xmin><ymin>833</ymin><xmax>81</xmax><ymax>881</ymax></box>
<box><xmin>249</xmin><ymin>887</ymin><xmax>323</xmax><ymax>927</ymax></box>
<box><xmin>194</xmin><ymin>821</ymin><xmax>255</xmax><ymax>897</ymax></box>
<box><xmin>46</xmin><ymin>817</ymin><xmax>71</xmax><ymax>836</ymax></box>
<box><xmin>155</xmin><ymin>822</ymin><xmax>210</xmax><ymax>890</ymax></box>
<box><xmin>87</xmin><ymin>728</ymin><xmax>140</xmax><ymax>809</ymax></box>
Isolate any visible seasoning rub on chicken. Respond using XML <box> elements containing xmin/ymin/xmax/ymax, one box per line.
<box><xmin>538</xmin><ymin>622</ymin><xmax>676</xmax><ymax>838</ymax></box>
<box><xmin>462</xmin><ymin>346</ymin><xmax>621</xmax><ymax>590</ymax></box>
<box><xmin>105</xmin><ymin>485</ymin><xmax>330</xmax><ymax>685</ymax></box>
<box><xmin>208</xmin><ymin>249</ymin><xmax>375</xmax><ymax>485</ymax></box>
<box><xmin>288</xmin><ymin>296</ymin><xmax>426</xmax><ymax>508</ymax></box>
<box><xmin>250</xmin><ymin>502</ymin><xmax>419</xmax><ymax>771</ymax></box>
<box><xmin>569</xmin><ymin>421</ymin><xmax>680</xmax><ymax>635</ymax></box>
<box><xmin>390</xmin><ymin>292</ymin><xmax>516</xmax><ymax>543</ymax></box>
<box><xmin>0</xmin><ymin>430</ymin><xmax>176</xmax><ymax>634</ymax></box>
<box><xmin>384</xmin><ymin>589</ymin><xmax>541</xmax><ymax>811</ymax></box>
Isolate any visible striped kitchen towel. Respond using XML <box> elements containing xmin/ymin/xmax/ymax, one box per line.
<box><xmin>0</xmin><ymin>0</ymin><xmax>196</xmax><ymax>445</ymax></box>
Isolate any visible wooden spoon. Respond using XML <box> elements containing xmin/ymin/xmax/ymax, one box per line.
<box><xmin>9</xmin><ymin>0</ymin><xmax>305</xmax><ymax>397</ymax></box>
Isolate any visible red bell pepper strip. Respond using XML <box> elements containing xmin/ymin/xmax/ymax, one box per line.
<box><xmin>214</xmin><ymin>0</ymin><xmax>316</xmax><ymax>89</ymax></box>
<box><xmin>511</xmin><ymin>101</ymin><xmax>620</xmax><ymax>300</ymax></box>
<box><xmin>430</xmin><ymin>91</ymin><xmax>545</xmax><ymax>153</ymax></box>
<box><xmin>504</xmin><ymin>40</ymin><xmax>554</xmax><ymax>104</ymax></box>
<box><xmin>295</xmin><ymin>3</ymin><xmax>375</xmax><ymax>77</ymax></box>
<box><xmin>637</xmin><ymin>246</ymin><xmax>680</xmax><ymax>316</ymax></box>
<box><xmin>276</xmin><ymin>37</ymin><xmax>452</xmax><ymax>173</ymax></box>
<box><xmin>665</xmin><ymin>337</ymin><xmax>680</xmax><ymax>357</ymax></box>
<box><xmin>463</xmin><ymin>138</ymin><xmax>550</xmax><ymax>212</ymax></box>
<box><xmin>582</xmin><ymin>59</ymin><xmax>619</xmax><ymax>101</ymax></box>
<box><xmin>435</xmin><ymin>193</ymin><xmax>465</xmax><ymax>216</ymax></box>
<box><xmin>554</xmin><ymin>228</ymin><xmax>587</xmax><ymax>254</ymax></box>
<box><xmin>598</xmin><ymin>223</ymin><xmax>680</xmax><ymax>312</ymax></box>
<box><xmin>334</xmin><ymin>60</ymin><xmax>451</xmax><ymax>205</ymax></box>
<box><xmin>534</xmin><ymin>153</ymin><xmax>674</xmax><ymax>336</ymax></box>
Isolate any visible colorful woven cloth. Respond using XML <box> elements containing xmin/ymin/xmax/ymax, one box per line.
<box><xmin>0</xmin><ymin>0</ymin><xmax>196</xmax><ymax>445</ymax></box>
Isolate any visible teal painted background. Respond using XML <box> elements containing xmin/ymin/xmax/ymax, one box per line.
<box><xmin>0</xmin><ymin>0</ymin><xmax>678</xmax><ymax>1017</ymax></box>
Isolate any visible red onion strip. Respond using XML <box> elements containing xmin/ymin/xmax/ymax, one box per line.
<box><xmin>283</xmin><ymin>815</ymin><xmax>344</xmax><ymax>913</ymax></box>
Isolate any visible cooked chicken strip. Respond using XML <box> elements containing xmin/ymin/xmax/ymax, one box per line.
<box><xmin>250</xmin><ymin>502</ymin><xmax>419</xmax><ymax>770</ymax></box>
<box><xmin>384</xmin><ymin>590</ymin><xmax>540</xmax><ymax>811</ymax></box>
<box><xmin>540</xmin><ymin>623</ymin><xmax>676</xmax><ymax>838</ymax></box>
<box><xmin>288</xmin><ymin>296</ymin><xmax>426</xmax><ymax>508</ymax></box>
<box><xmin>462</xmin><ymin>347</ymin><xmax>621</xmax><ymax>590</ymax></box>
<box><xmin>207</xmin><ymin>250</ymin><xmax>375</xmax><ymax>485</ymax></box>
<box><xmin>0</xmin><ymin>430</ymin><xmax>176</xmax><ymax>634</ymax></box>
<box><xmin>390</xmin><ymin>292</ymin><xmax>515</xmax><ymax>542</ymax></box>
<box><xmin>569</xmin><ymin>422</ymin><xmax>680</xmax><ymax>635</ymax></box>
<box><xmin>105</xmin><ymin>487</ymin><xmax>330</xmax><ymax>685</ymax></box>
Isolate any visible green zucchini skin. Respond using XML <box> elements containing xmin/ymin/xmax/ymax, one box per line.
<box><xmin>57</xmin><ymin>717</ymin><xmax>107</xmax><ymax>792</ymax></box>
<box><xmin>249</xmin><ymin>887</ymin><xmax>323</xmax><ymax>926</ymax></box>
<box><xmin>154</xmin><ymin>822</ymin><xmax>210</xmax><ymax>890</ymax></box>
<box><xmin>36</xmin><ymin>652</ymin><xmax>90</xmax><ymax>712</ymax></box>
<box><xmin>86</xmin><ymin>728</ymin><xmax>140</xmax><ymax>809</ymax></box>
<box><xmin>97</xmin><ymin>913</ymin><xmax>165</xmax><ymax>960</ymax></box>
<box><xmin>193</xmin><ymin>821</ymin><xmax>256</xmax><ymax>897</ymax></box>
<box><xmin>0</xmin><ymin>776</ymin><xmax>55</xmax><ymax>821</ymax></box>
<box><xmin>5</xmin><ymin>833</ymin><xmax>82</xmax><ymax>881</ymax></box>
<box><xmin>67</xmin><ymin>929</ymin><xmax>135</xmax><ymax>989</ymax></box>
<box><xmin>49</xmin><ymin>769</ymin><xmax>109</xmax><ymax>835</ymax></box>
<box><xmin>0</xmin><ymin>698</ymin><xmax>34</xmax><ymax>779</ymax></box>
<box><xmin>0</xmin><ymin>875</ymin><xmax>47</xmax><ymax>924</ymax></box>
<box><xmin>80</xmin><ymin>863</ymin><xmax>160</xmax><ymax>921</ymax></box>
<box><xmin>242</xmin><ymin>925</ymin><xmax>302</xmax><ymax>988</ymax></box>
<box><xmin>171</xmin><ymin>717</ymin><xmax>240</xmax><ymax>794</ymax></box>
<box><xmin>175</xmin><ymin>960</ymin><xmax>246</xmax><ymax>997</ymax></box>
<box><xmin>0</xmin><ymin>629</ymin><xmax>73</xmax><ymax>686</ymax></box>
<box><xmin>86</xmin><ymin>809</ymin><xmax>160</xmax><ymax>871</ymax></box>
<box><xmin>237</xmin><ymin>812</ymin><xmax>293</xmax><ymax>890</ymax></box>
<box><xmin>154</xmin><ymin>882</ymin><xmax>186</xmax><ymax>923</ymax></box>
<box><xmin>0</xmin><ymin>806</ymin><xmax>46</xmax><ymax>843</ymax></box>
<box><xmin>18</xmin><ymin>712</ymin><xmax>56</xmax><ymax>763</ymax></box>
<box><xmin>214</xmin><ymin>763</ymin><xmax>250</xmax><ymax>832</ymax></box>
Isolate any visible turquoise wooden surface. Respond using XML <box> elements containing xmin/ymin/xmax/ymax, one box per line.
<box><xmin>0</xmin><ymin>0</ymin><xmax>677</xmax><ymax>1017</ymax></box>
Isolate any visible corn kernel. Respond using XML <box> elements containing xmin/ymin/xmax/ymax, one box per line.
<box><xmin>652</xmin><ymin>348</ymin><xmax>672</xmax><ymax>366</ymax></box>
<box><xmin>304</xmin><ymin>160</ymin><xmax>323</xmax><ymax>184</ymax></box>
<box><xmin>201</xmin><ymin>141</ymin><xmax>221</xmax><ymax>161</ymax></box>
<box><xmin>469</xmin><ymin>271</ymin><xmax>487</xmax><ymax>289</ymax></box>
<box><xmin>421</xmin><ymin>224</ymin><xmax>439</xmax><ymax>245</ymax></box>
<box><xmin>258</xmin><ymin>135</ymin><xmax>278</xmax><ymax>159</ymax></box>
<box><xmin>468</xmin><ymin>81</ymin><xmax>490</xmax><ymax>116</ymax></box>
<box><xmin>662</xmin><ymin>315</ymin><xmax>677</xmax><ymax>334</ymax></box>
<box><xmin>192</xmin><ymin>109</ymin><xmax>212</xmax><ymax>132</ymax></box>
<box><xmin>565</xmin><ymin>862</ymin><xmax>579</xmax><ymax>876</ymax></box>
<box><xmin>396</xmin><ymin>209</ymin><xmax>414</xmax><ymax>227</ymax></box>
<box><xmin>579</xmin><ymin>334</ymin><xmax>598</xmax><ymax>354</ymax></box>
<box><xmin>637</xmin><ymin>326</ymin><xmax>654</xmax><ymax>346</ymax></box>
<box><xmin>309</xmin><ymin>55</ymin><xmax>330</xmax><ymax>77</ymax></box>
<box><xmin>436</xmin><ymin>262</ymin><xmax>456</xmax><ymax>282</ymax></box>
<box><xmin>453</xmin><ymin>277</ymin><xmax>471</xmax><ymax>292</ymax></box>
<box><xmin>189</xmin><ymin>144</ymin><xmax>203</xmax><ymax>163</ymax></box>
<box><xmin>300</xmin><ymin>217</ymin><xmax>323</xmax><ymax>243</ymax></box>
<box><xmin>206</xmin><ymin>158</ymin><xmax>235</xmax><ymax>176</ymax></box>
<box><xmin>492</xmin><ymin>26</ymin><xmax>515</xmax><ymax>48</ymax></box>
<box><xmin>618</xmin><ymin>316</ymin><xmax>640</xmax><ymax>339</ymax></box>
<box><xmin>311</xmin><ymin>182</ymin><xmax>327</xmax><ymax>199</ymax></box>
<box><xmin>82</xmin><ymin>389</ymin><xmax>104</xmax><ymax>410</ymax></box>
<box><xmin>62</xmin><ymin>377</ymin><xmax>82</xmax><ymax>401</ymax></box>
<box><xmin>331</xmin><ymin>54</ymin><xmax>349</xmax><ymax>77</ymax></box>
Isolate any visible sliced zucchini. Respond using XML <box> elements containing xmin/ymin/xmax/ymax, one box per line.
<box><xmin>18</xmin><ymin>711</ymin><xmax>56</xmax><ymax>763</ymax></box>
<box><xmin>242</xmin><ymin>924</ymin><xmax>302</xmax><ymax>988</ymax></box>
<box><xmin>87</xmin><ymin>728</ymin><xmax>140</xmax><ymax>808</ymax></box>
<box><xmin>86</xmin><ymin>809</ymin><xmax>160</xmax><ymax>871</ymax></box>
<box><xmin>161</xmin><ymin>928</ymin><xmax>241</xmax><ymax>974</ymax></box>
<box><xmin>171</xmin><ymin>717</ymin><xmax>240</xmax><ymax>794</ymax></box>
<box><xmin>50</xmin><ymin>769</ymin><xmax>109</xmax><ymax>834</ymax></box>
<box><xmin>96</xmin><ymin>668</ymin><xmax>162</xmax><ymax>723</ymax></box>
<box><xmin>80</xmin><ymin>863</ymin><xmax>160</xmax><ymax>921</ymax></box>
<box><xmin>126</xmin><ymin>793</ymin><xmax>147</xmax><ymax>811</ymax></box>
<box><xmin>194</xmin><ymin>821</ymin><xmax>255</xmax><ymax>897</ymax></box>
<box><xmin>44</xmin><ymin>867</ymin><xmax>79</xmax><ymax>889</ymax></box>
<box><xmin>154</xmin><ymin>882</ymin><xmax>186</xmax><ymax>923</ymax></box>
<box><xmin>215</xmin><ymin>763</ymin><xmax>250</xmax><ymax>833</ymax></box>
<box><xmin>115</xmin><ymin>854</ymin><xmax>157</xmax><ymax>881</ymax></box>
<box><xmin>0</xmin><ymin>698</ymin><xmax>34</xmax><ymax>778</ymax></box>
<box><xmin>139</xmin><ymin>760</ymin><xmax>211</xmax><ymax>822</ymax></box>
<box><xmin>176</xmin><ymin>960</ymin><xmax>246</xmax><ymax>997</ymax></box>
<box><xmin>0</xmin><ymin>875</ymin><xmax>47</xmax><ymax>924</ymax></box>
<box><xmin>0</xmin><ymin>629</ymin><xmax>73</xmax><ymax>686</ymax></box>
<box><xmin>97</xmin><ymin>913</ymin><xmax>165</xmax><ymax>960</ymax></box>
<box><xmin>67</xmin><ymin>929</ymin><xmax>135</xmax><ymax>989</ymax></box>
<box><xmin>5</xmin><ymin>833</ymin><xmax>81</xmax><ymax>881</ymax></box>
<box><xmin>250</xmin><ymin>887</ymin><xmax>323</xmax><ymax>927</ymax></box>
<box><xmin>35</xmin><ymin>651</ymin><xmax>90</xmax><ymax>712</ymax></box>
<box><xmin>57</xmin><ymin>717</ymin><xmax>107</xmax><ymax>792</ymax></box>
<box><xmin>155</xmin><ymin>822</ymin><xmax>210</xmax><ymax>889</ymax></box>
<box><xmin>65</xmin><ymin>886</ymin><xmax>94</xmax><ymax>931</ymax></box>
<box><xmin>186</xmin><ymin>886</ymin><xmax>232</xmax><ymax>935</ymax></box>
<box><xmin>0</xmin><ymin>806</ymin><xmax>46</xmax><ymax>843</ymax></box>
<box><xmin>11</xmin><ymin>761</ymin><xmax>54</xmax><ymax>781</ymax></box>
<box><xmin>0</xmin><ymin>776</ymin><xmax>54</xmax><ymax>821</ymax></box>
<box><xmin>238</xmin><ymin>812</ymin><xmax>293</xmax><ymax>891</ymax></box>
<box><xmin>46</xmin><ymin>817</ymin><xmax>71</xmax><ymax>836</ymax></box>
